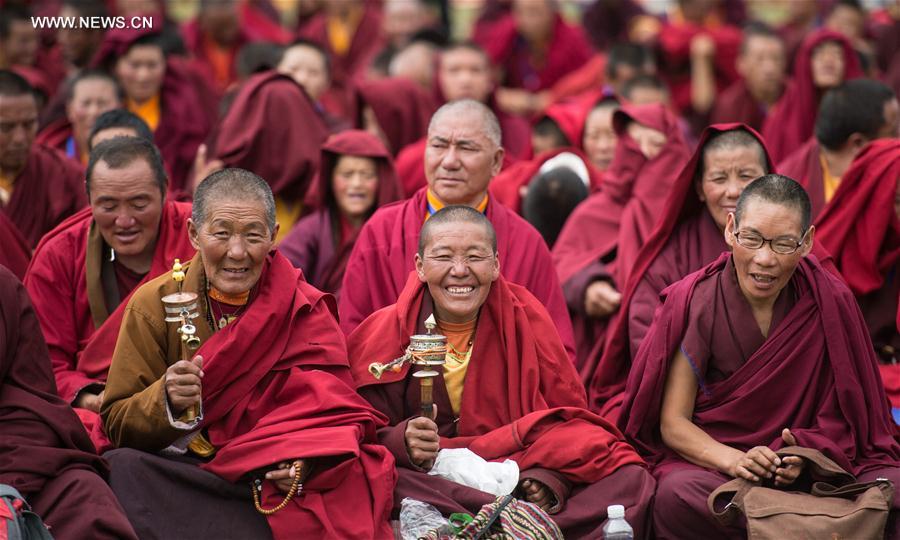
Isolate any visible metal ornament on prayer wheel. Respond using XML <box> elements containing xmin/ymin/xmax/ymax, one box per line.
<box><xmin>161</xmin><ymin>259</ymin><xmax>202</xmax><ymax>421</ymax></box>
<box><xmin>368</xmin><ymin>314</ymin><xmax>446</xmax><ymax>418</ymax></box>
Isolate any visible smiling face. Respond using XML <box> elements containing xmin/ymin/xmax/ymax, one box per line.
<box><xmin>89</xmin><ymin>157</ymin><xmax>164</xmax><ymax>261</ymax></box>
<box><xmin>332</xmin><ymin>154</ymin><xmax>378</xmax><ymax>220</ymax></box>
<box><xmin>424</xmin><ymin>107</ymin><xmax>504</xmax><ymax>207</ymax></box>
<box><xmin>115</xmin><ymin>44</ymin><xmax>165</xmax><ymax>103</ymax></box>
<box><xmin>725</xmin><ymin>198</ymin><xmax>813</xmax><ymax>307</ymax></box>
<box><xmin>188</xmin><ymin>197</ymin><xmax>277</xmax><ymax>295</ymax></box>
<box><xmin>415</xmin><ymin>220</ymin><xmax>500</xmax><ymax>324</ymax></box>
<box><xmin>810</xmin><ymin>40</ymin><xmax>845</xmax><ymax>90</ymax></box>
<box><xmin>67</xmin><ymin>78</ymin><xmax>121</xmax><ymax>150</ymax></box>
<box><xmin>698</xmin><ymin>144</ymin><xmax>767</xmax><ymax>230</ymax></box>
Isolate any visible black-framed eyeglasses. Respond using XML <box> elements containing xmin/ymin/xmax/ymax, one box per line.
<box><xmin>734</xmin><ymin>230</ymin><xmax>808</xmax><ymax>255</ymax></box>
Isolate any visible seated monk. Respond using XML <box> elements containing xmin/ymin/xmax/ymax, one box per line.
<box><xmin>779</xmin><ymin>78</ymin><xmax>899</xmax><ymax>218</ymax></box>
<box><xmin>0</xmin><ymin>265</ymin><xmax>137</xmax><ymax>540</ymax></box>
<box><xmin>35</xmin><ymin>69</ymin><xmax>122</xmax><ymax>166</ymax></box>
<box><xmin>0</xmin><ymin>70</ymin><xmax>85</xmax><ymax>248</ymax></box>
<box><xmin>280</xmin><ymin>130</ymin><xmax>403</xmax><ymax>297</ymax></box>
<box><xmin>349</xmin><ymin>206</ymin><xmax>656</xmax><ymax>539</ymax></box>
<box><xmin>100</xmin><ymin>168</ymin><xmax>395</xmax><ymax>539</ymax></box>
<box><xmin>552</xmin><ymin>103</ymin><xmax>690</xmax><ymax>373</ymax></box>
<box><xmin>24</xmin><ymin>137</ymin><xmax>195</xmax><ymax>453</ymax></box>
<box><xmin>815</xmin><ymin>140</ymin><xmax>900</xmax><ymax>416</ymax></box>
<box><xmin>619</xmin><ymin>174</ymin><xmax>900</xmax><ymax>538</ymax></box>
<box><xmin>338</xmin><ymin>99</ymin><xmax>576</xmax><ymax>361</ymax></box>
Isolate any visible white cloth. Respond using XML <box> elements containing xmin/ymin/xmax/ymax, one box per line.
<box><xmin>427</xmin><ymin>448</ymin><xmax>519</xmax><ymax>496</ymax></box>
<box><xmin>538</xmin><ymin>152</ymin><xmax>591</xmax><ymax>188</ymax></box>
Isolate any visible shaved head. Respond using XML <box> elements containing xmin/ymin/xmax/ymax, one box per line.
<box><xmin>419</xmin><ymin>205</ymin><xmax>497</xmax><ymax>257</ymax></box>
<box><xmin>428</xmin><ymin>99</ymin><xmax>501</xmax><ymax>147</ymax></box>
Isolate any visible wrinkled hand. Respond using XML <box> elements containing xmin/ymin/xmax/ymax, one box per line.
<box><xmin>775</xmin><ymin>428</ymin><xmax>805</xmax><ymax>487</ymax></box>
<box><xmin>405</xmin><ymin>415</ymin><xmax>440</xmax><ymax>470</ymax></box>
<box><xmin>164</xmin><ymin>355</ymin><xmax>203</xmax><ymax>416</ymax></box>
<box><xmin>520</xmin><ymin>479</ymin><xmax>556</xmax><ymax>513</ymax></box>
<box><xmin>690</xmin><ymin>34</ymin><xmax>716</xmax><ymax>59</ymax></box>
<box><xmin>191</xmin><ymin>144</ymin><xmax>224</xmax><ymax>193</ymax></box>
<box><xmin>265</xmin><ymin>460</ymin><xmax>308</xmax><ymax>494</ymax></box>
<box><xmin>585</xmin><ymin>280</ymin><xmax>622</xmax><ymax>318</ymax></box>
<box><xmin>75</xmin><ymin>390</ymin><xmax>104</xmax><ymax>413</ymax></box>
<box><xmin>626</xmin><ymin>122</ymin><xmax>667</xmax><ymax>159</ymax></box>
<box><xmin>729</xmin><ymin>446</ymin><xmax>781</xmax><ymax>483</ymax></box>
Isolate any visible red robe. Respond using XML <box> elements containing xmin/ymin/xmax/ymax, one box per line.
<box><xmin>338</xmin><ymin>188</ymin><xmax>576</xmax><ymax>361</ymax></box>
<box><xmin>0</xmin><ymin>266</ymin><xmax>137</xmax><ymax>540</ymax></box>
<box><xmin>212</xmin><ymin>71</ymin><xmax>328</xmax><ymax>204</ymax></box>
<box><xmin>709</xmin><ymin>79</ymin><xmax>771</xmax><ymax>132</ymax></box>
<box><xmin>35</xmin><ymin>117</ymin><xmax>80</xmax><ymax>164</ymax></box>
<box><xmin>762</xmin><ymin>30</ymin><xmax>862</xmax><ymax>163</ymax></box>
<box><xmin>356</xmin><ymin>78</ymin><xmax>437</xmax><ymax>156</ymax></box>
<box><xmin>815</xmin><ymin>140</ymin><xmax>900</xmax><ymax>409</ymax></box>
<box><xmin>552</xmin><ymin>104</ymin><xmax>690</xmax><ymax>370</ymax></box>
<box><xmin>23</xmin><ymin>201</ymin><xmax>194</xmax><ymax>452</ymax></box>
<box><xmin>2</xmin><ymin>143</ymin><xmax>86</xmax><ymax>249</ymax></box>
<box><xmin>778</xmin><ymin>137</ymin><xmax>826</xmax><ymax>218</ymax></box>
<box><xmin>476</xmin><ymin>13</ymin><xmax>593</xmax><ymax>92</ymax></box>
<box><xmin>0</xmin><ymin>211</ymin><xmax>30</xmax><ymax>280</ymax></box>
<box><xmin>280</xmin><ymin>130</ymin><xmax>404</xmax><ymax>296</ymax></box>
<box><xmin>349</xmin><ymin>273</ymin><xmax>653</xmax><ymax>538</ymax></box>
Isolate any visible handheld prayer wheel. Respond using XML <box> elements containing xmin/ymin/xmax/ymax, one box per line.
<box><xmin>368</xmin><ymin>314</ymin><xmax>447</xmax><ymax>418</ymax></box>
<box><xmin>162</xmin><ymin>259</ymin><xmax>202</xmax><ymax>421</ymax></box>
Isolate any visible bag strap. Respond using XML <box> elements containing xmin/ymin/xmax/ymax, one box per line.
<box><xmin>473</xmin><ymin>495</ymin><xmax>514</xmax><ymax>540</ymax></box>
<box><xmin>811</xmin><ymin>479</ymin><xmax>894</xmax><ymax>499</ymax></box>
<box><xmin>0</xmin><ymin>485</ymin><xmax>26</xmax><ymax>504</ymax></box>
<box><xmin>775</xmin><ymin>446</ymin><xmax>854</xmax><ymax>484</ymax></box>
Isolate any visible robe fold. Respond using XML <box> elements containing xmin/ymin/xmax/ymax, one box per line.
<box><xmin>212</xmin><ymin>70</ymin><xmax>328</xmax><ymax>205</ymax></box>
<box><xmin>0</xmin><ymin>266</ymin><xmax>137</xmax><ymax>540</ymax></box>
<box><xmin>2</xmin><ymin>143</ymin><xmax>86</xmax><ymax>249</ymax></box>
<box><xmin>338</xmin><ymin>188</ymin><xmax>576</xmax><ymax>361</ymax></box>
<box><xmin>709</xmin><ymin>80</ymin><xmax>770</xmax><ymax>132</ymax></box>
<box><xmin>552</xmin><ymin>104</ymin><xmax>690</xmax><ymax>370</ymax></box>
<box><xmin>92</xmin><ymin>27</ymin><xmax>215</xmax><ymax>195</ymax></box>
<box><xmin>349</xmin><ymin>272</ymin><xmax>652</xmax><ymax>539</ymax></box>
<box><xmin>0</xmin><ymin>211</ymin><xmax>30</xmax><ymax>280</ymax></box>
<box><xmin>35</xmin><ymin>117</ymin><xmax>80</xmax><ymax>163</ymax></box>
<box><xmin>761</xmin><ymin>30</ymin><xmax>862</xmax><ymax>163</ymax></box>
<box><xmin>621</xmin><ymin>252</ymin><xmax>900</xmax><ymax>476</ymax></box>
<box><xmin>589</xmin><ymin>124</ymin><xmax>773</xmax><ymax>419</ymax></box>
<box><xmin>101</xmin><ymin>251</ymin><xmax>396</xmax><ymax>539</ymax></box>
<box><xmin>815</xmin><ymin>140</ymin><xmax>900</xmax><ymax>409</ymax></box>
<box><xmin>357</xmin><ymin>78</ymin><xmax>437</xmax><ymax>157</ymax></box>
<box><xmin>280</xmin><ymin>130</ymin><xmax>403</xmax><ymax>296</ymax></box>
<box><xmin>24</xmin><ymin>201</ymin><xmax>195</xmax><ymax>452</ymax></box>
<box><xmin>778</xmin><ymin>137</ymin><xmax>826</xmax><ymax>218</ymax></box>
<box><xmin>476</xmin><ymin>13</ymin><xmax>593</xmax><ymax>92</ymax></box>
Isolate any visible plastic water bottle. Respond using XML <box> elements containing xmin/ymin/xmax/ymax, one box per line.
<box><xmin>603</xmin><ymin>504</ymin><xmax>634</xmax><ymax>539</ymax></box>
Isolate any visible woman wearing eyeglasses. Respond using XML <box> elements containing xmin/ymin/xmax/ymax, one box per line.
<box><xmin>620</xmin><ymin>174</ymin><xmax>900</xmax><ymax>539</ymax></box>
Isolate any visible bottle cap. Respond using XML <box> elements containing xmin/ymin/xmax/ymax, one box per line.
<box><xmin>607</xmin><ymin>505</ymin><xmax>625</xmax><ymax>519</ymax></box>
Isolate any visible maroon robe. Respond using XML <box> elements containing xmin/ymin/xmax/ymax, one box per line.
<box><xmin>337</xmin><ymin>188</ymin><xmax>576</xmax><ymax>361</ymax></box>
<box><xmin>91</xmin><ymin>26</ymin><xmax>214</xmax><ymax>195</ymax></box>
<box><xmin>0</xmin><ymin>266</ymin><xmax>137</xmax><ymax>540</ymax></box>
<box><xmin>23</xmin><ymin>201</ymin><xmax>195</xmax><ymax>452</ymax></box>
<box><xmin>710</xmin><ymin>80</ymin><xmax>771</xmax><ymax>132</ymax></box>
<box><xmin>778</xmin><ymin>137</ymin><xmax>826</xmax><ymax>218</ymax></box>
<box><xmin>762</xmin><ymin>30</ymin><xmax>862</xmax><ymax>163</ymax></box>
<box><xmin>621</xmin><ymin>253</ymin><xmax>900</xmax><ymax>538</ymax></box>
<box><xmin>212</xmin><ymin>71</ymin><xmax>328</xmax><ymax>204</ymax></box>
<box><xmin>280</xmin><ymin>130</ymin><xmax>403</xmax><ymax>296</ymax></box>
<box><xmin>356</xmin><ymin>78</ymin><xmax>437</xmax><ymax>156</ymax></box>
<box><xmin>2</xmin><ymin>143</ymin><xmax>86</xmax><ymax>249</ymax></box>
<box><xmin>552</xmin><ymin>104</ymin><xmax>691</xmax><ymax>371</ymax></box>
<box><xmin>815</xmin><ymin>140</ymin><xmax>900</xmax><ymax>409</ymax></box>
<box><xmin>0</xmin><ymin>211</ymin><xmax>30</xmax><ymax>280</ymax></box>
<box><xmin>476</xmin><ymin>13</ymin><xmax>593</xmax><ymax>92</ymax></box>
<box><xmin>102</xmin><ymin>252</ymin><xmax>396</xmax><ymax>539</ymax></box>
<box><xmin>35</xmin><ymin>117</ymin><xmax>80</xmax><ymax>164</ymax></box>
<box><xmin>349</xmin><ymin>273</ymin><xmax>654</xmax><ymax>539</ymax></box>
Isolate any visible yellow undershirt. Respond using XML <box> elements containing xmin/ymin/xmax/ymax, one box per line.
<box><xmin>326</xmin><ymin>6</ymin><xmax>364</xmax><ymax>57</ymax></box>
<box><xmin>0</xmin><ymin>171</ymin><xmax>14</xmax><ymax>206</ymax></box>
<box><xmin>437</xmin><ymin>318</ymin><xmax>476</xmax><ymax>416</ymax></box>
<box><xmin>126</xmin><ymin>94</ymin><xmax>161</xmax><ymax>132</ymax></box>
<box><xmin>425</xmin><ymin>190</ymin><xmax>489</xmax><ymax>223</ymax></box>
<box><xmin>274</xmin><ymin>196</ymin><xmax>303</xmax><ymax>244</ymax></box>
<box><xmin>820</xmin><ymin>152</ymin><xmax>840</xmax><ymax>203</ymax></box>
